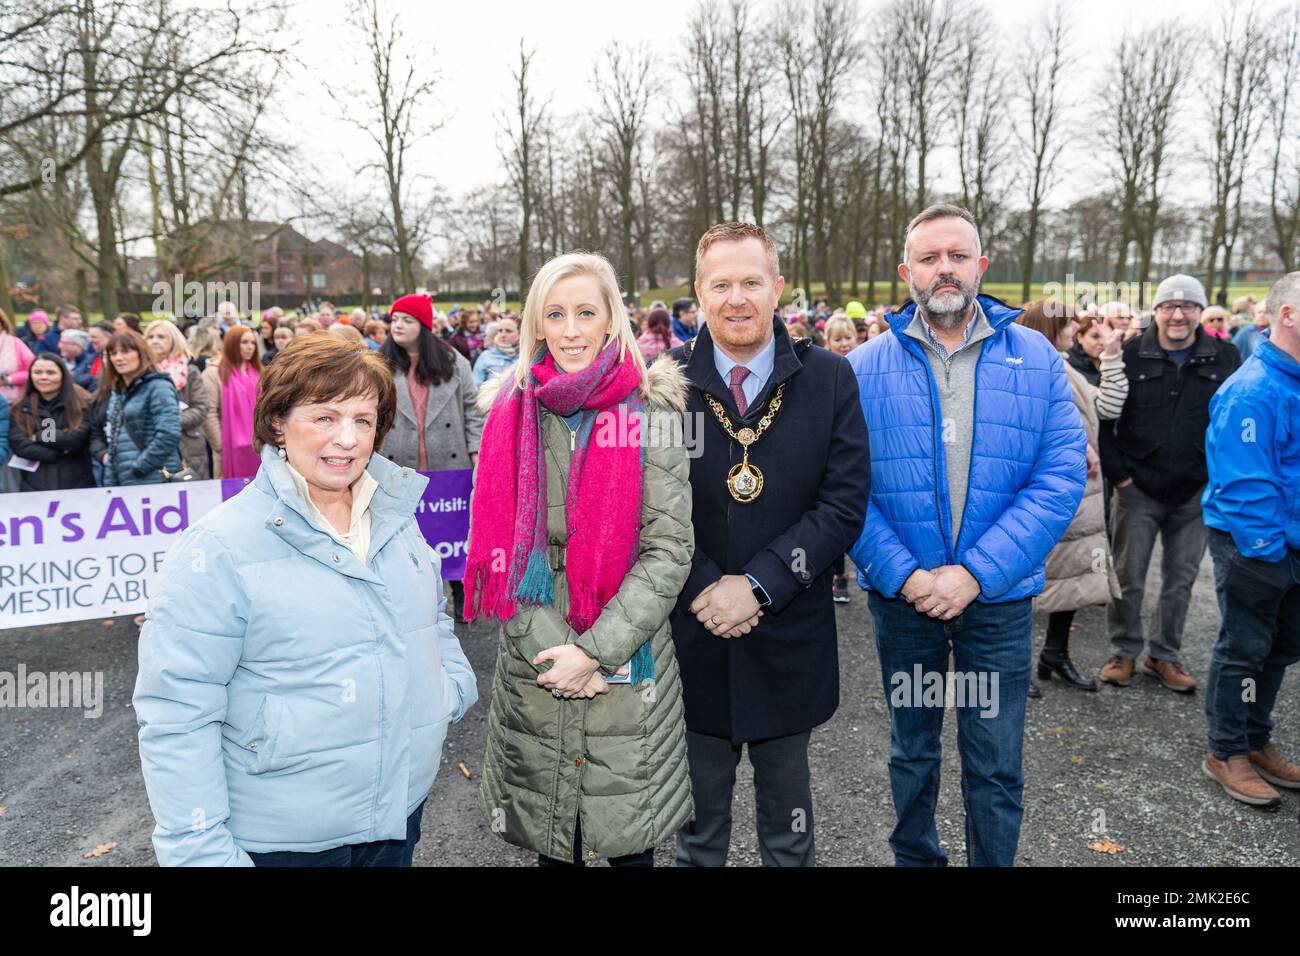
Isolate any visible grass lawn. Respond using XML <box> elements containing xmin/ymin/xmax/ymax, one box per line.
<box><xmin>636</xmin><ymin>281</ymin><xmax>1277</xmax><ymax>310</ymax></box>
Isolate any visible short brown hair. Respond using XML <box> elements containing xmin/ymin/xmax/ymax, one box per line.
<box><xmin>1017</xmin><ymin>299</ymin><xmax>1076</xmax><ymax>348</ymax></box>
<box><xmin>0</xmin><ymin>307</ymin><xmax>13</xmax><ymax>335</ymax></box>
<box><xmin>1074</xmin><ymin>313</ymin><xmax>1103</xmax><ymax>342</ymax></box>
<box><xmin>904</xmin><ymin>203</ymin><xmax>982</xmax><ymax>261</ymax></box>
<box><xmin>254</xmin><ymin>334</ymin><xmax>397</xmax><ymax>453</ymax></box>
<box><xmin>695</xmin><ymin>221</ymin><xmax>780</xmax><ymax>279</ymax></box>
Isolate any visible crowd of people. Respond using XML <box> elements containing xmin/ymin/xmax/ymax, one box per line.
<box><xmin>0</xmin><ymin>267</ymin><xmax>1265</xmax><ymax>504</ymax></box>
<box><xmin>6</xmin><ymin>203</ymin><xmax>1296</xmax><ymax>869</ymax></box>
<box><xmin>0</xmin><ymin>298</ymin><xmax>493</xmax><ymax>504</ymax></box>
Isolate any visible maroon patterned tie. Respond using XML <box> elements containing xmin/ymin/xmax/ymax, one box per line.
<box><xmin>729</xmin><ymin>365</ymin><xmax>750</xmax><ymax>417</ymax></box>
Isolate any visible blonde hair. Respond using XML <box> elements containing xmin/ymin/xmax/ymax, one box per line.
<box><xmin>329</xmin><ymin>323</ymin><xmax>365</xmax><ymax>344</ymax></box>
<box><xmin>512</xmin><ymin>252</ymin><xmax>646</xmax><ymax>390</ymax></box>
<box><xmin>824</xmin><ymin>316</ymin><xmax>856</xmax><ymax>342</ymax></box>
<box><xmin>188</xmin><ymin>324</ymin><xmax>222</xmax><ymax>360</ymax></box>
<box><xmin>145</xmin><ymin>318</ymin><xmax>189</xmax><ymax>360</ymax></box>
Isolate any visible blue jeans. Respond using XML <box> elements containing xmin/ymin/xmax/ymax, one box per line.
<box><xmin>1205</xmin><ymin>529</ymin><xmax>1300</xmax><ymax>759</ymax></box>
<box><xmin>868</xmin><ymin>593</ymin><xmax>1032</xmax><ymax>867</ymax></box>
<box><xmin>247</xmin><ymin>800</ymin><xmax>426</xmax><ymax>867</ymax></box>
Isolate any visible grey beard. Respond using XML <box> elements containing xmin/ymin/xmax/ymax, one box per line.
<box><xmin>913</xmin><ymin>280</ymin><xmax>978</xmax><ymax>330</ymax></box>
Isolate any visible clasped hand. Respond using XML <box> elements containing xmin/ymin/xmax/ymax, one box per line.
<box><xmin>534</xmin><ymin>644</ymin><xmax>629</xmax><ymax>698</ymax></box>
<box><xmin>690</xmin><ymin>574</ymin><xmax>763</xmax><ymax>639</ymax></box>
<box><xmin>902</xmin><ymin>565</ymin><xmax>980</xmax><ymax>621</ymax></box>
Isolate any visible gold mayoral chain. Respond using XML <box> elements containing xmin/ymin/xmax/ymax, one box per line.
<box><xmin>703</xmin><ymin>382</ymin><xmax>786</xmax><ymax>503</ymax></box>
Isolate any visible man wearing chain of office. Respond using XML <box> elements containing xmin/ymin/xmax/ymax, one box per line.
<box><xmin>665</xmin><ymin>221</ymin><xmax>871</xmax><ymax>866</ymax></box>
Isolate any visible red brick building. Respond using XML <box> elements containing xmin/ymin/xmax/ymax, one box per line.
<box><xmin>161</xmin><ymin>220</ymin><xmax>364</xmax><ymax>297</ymax></box>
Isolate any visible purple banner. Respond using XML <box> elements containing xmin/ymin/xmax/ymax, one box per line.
<box><xmin>221</xmin><ymin>469</ymin><xmax>472</xmax><ymax>581</ymax></box>
<box><xmin>412</xmin><ymin>469</ymin><xmax>472</xmax><ymax>581</ymax></box>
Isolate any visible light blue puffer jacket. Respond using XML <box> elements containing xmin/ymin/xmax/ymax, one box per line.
<box><xmin>1202</xmin><ymin>339</ymin><xmax>1300</xmax><ymax>561</ymax></box>
<box><xmin>847</xmin><ymin>296</ymin><xmax>1087</xmax><ymax>602</ymax></box>
<box><xmin>133</xmin><ymin>445</ymin><xmax>477</xmax><ymax>866</ymax></box>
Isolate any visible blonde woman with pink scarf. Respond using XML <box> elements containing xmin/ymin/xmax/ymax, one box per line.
<box><xmin>467</xmin><ymin>252</ymin><xmax>696</xmax><ymax>867</ymax></box>
<box><xmin>202</xmin><ymin>325</ymin><xmax>262</xmax><ymax>479</ymax></box>
<box><xmin>0</xmin><ymin>307</ymin><xmax>36</xmax><ymax>403</ymax></box>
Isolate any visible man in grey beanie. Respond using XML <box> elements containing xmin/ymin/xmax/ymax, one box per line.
<box><xmin>1098</xmin><ymin>274</ymin><xmax>1242</xmax><ymax>691</ymax></box>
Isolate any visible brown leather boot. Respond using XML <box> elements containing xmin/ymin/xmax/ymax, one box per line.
<box><xmin>1203</xmin><ymin>754</ymin><xmax>1282</xmax><ymax>807</ymax></box>
<box><xmin>1141</xmin><ymin>654</ymin><xmax>1197</xmax><ymax>693</ymax></box>
<box><xmin>1248</xmin><ymin>745</ymin><xmax>1300</xmax><ymax>790</ymax></box>
<box><xmin>1099</xmin><ymin>655</ymin><xmax>1134</xmax><ymax>687</ymax></box>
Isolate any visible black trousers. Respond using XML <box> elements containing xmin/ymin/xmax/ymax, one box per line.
<box><xmin>675</xmin><ymin>728</ymin><xmax>815</xmax><ymax>866</ymax></box>
<box><xmin>537</xmin><ymin>817</ymin><xmax>654</xmax><ymax>867</ymax></box>
<box><xmin>248</xmin><ymin>800</ymin><xmax>425</xmax><ymax>867</ymax></box>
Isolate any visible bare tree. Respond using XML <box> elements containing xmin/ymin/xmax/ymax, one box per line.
<box><xmin>341</xmin><ymin>0</ymin><xmax>441</xmax><ymax>291</ymax></box>
<box><xmin>4</xmin><ymin>1</ymin><xmax>286</xmax><ymax>317</ymax></box>
<box><xmin>882</xmin><ymin>0</ymin><xmax>962</xmax><ymax>210</ymax></box>
<box><xmin>499</xmin><ymin>41</ymin><xmax>549</xmax><ymax>295</ymax></box>
<box><xmin>1202</xmin><ymin>2</ymin><xmax>1271</xmax><ymax>300</ymax></box>
<box><xmin>592</xmin><ymin>42</ymin><xmax>655</xmax><ymax>292</ymax></box>
<box><xmin>865</xmin><ymin>36</ymin><xmax>914</xmax><ymax>305</ymax></box>
<box><xmin>1267</xmin><ymin>3</ymin><xmax>1300</xmax><ymax>272</ymax></box>
<box><xmin>952</xmin><ymin>6</ymin><xmax>1012</xmax><ymax>230</ymax></box>
<box><xmin>1100</xmin><ymin>21</ymin><xmax>1192</xmax><ymax>288</ymax></box>
<box><xmin>1016</xmin><ymin>0</ymin><xmax>1070</xmax><ymax>300</ymax></box>
<box><xmin>1134</xmin><ymin>26</ymin><xmax>1192</xmax><ymax>287</ymax></box>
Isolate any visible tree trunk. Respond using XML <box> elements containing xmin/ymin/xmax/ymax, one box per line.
<box><xmin>1020</xmin><ymin>207</ymin><xmax>1038</xmax><ymax>303</ymax></box>
<box><xmin>76</xmin><ymin>268</ymin><xmax>89</xmax><ymax>319</ymax></box>
<box><xmin>0</xmin><ymin>239</ymin><xmax>13</xmax><ymax>316</ymax></box>
<box><xmin>361</xmin><ymin>247</ymin><xmax>372</xmax><ymax>309</ymax></box>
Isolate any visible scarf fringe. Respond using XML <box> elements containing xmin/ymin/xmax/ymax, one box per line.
<box><xmin>566</xmin><ymin>580</ymin><xmax>602</xmax><ymax>636</ymax></box>
<box><xmin>629</xmin><ymin>639</ymin><xmax>655</xmax><ymax>687</ymax></box>
<box><xmin>514</xmin><ymin>548</ymin><xmax>555</xmax><ymax>606</ymax></box>
<box><xmin>463</xmin><ymin>558</ymin><xmax>517</xmax><ymax>623</ymax></box>
<box><xmin>567</xmin><ymin>580</ymin><xmax>656</xmax><ymax>687</ymax></box>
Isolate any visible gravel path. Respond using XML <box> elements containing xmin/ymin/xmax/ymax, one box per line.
<box><xmin>2</xmin><ymin>547</ymin><xmax>1296</xmax><ymax>866</ymax></box>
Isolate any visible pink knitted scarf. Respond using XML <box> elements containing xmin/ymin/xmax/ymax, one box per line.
<box><xmin>464</xmin><ymin>341</ymin><xmax>644</xmax><ymax>638</ymax></box>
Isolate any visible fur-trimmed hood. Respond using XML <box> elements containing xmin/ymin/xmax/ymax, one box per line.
<box><xmin>476</xmin><ymin>354</ymin><xmax>688</xmax><ymax>414</ymax></box>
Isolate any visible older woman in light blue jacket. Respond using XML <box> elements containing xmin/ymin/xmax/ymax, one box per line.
<box><xmin>134</xmin><ymin>334</ymin><xmax>477</xmax><ymax>867</ymax></box>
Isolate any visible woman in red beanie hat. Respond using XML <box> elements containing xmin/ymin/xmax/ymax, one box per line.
<box><xmin>380</xmin><ymin>294</ymin><xmax>485</xmax><ymax>614</ymax></box>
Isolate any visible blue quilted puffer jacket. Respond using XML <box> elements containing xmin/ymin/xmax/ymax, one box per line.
<box><xmin>847</xmin><ymin>295</ymin><xmax>1087</xmax><ymax>603</ymax></box>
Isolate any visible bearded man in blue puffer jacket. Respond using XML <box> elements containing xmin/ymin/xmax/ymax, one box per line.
<box><xmin>848</xmin><ymin>203</ymin><xmax>1087</xmax><ymax>867</ymax></box>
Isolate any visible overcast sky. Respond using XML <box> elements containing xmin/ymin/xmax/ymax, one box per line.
<box><xmin>271</xmin><ymin>0</ymin><xmax>1227</xmax><ymax>229</ymax></box>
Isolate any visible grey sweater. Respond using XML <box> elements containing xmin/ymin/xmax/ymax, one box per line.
<box><xmin>904</xmin><ymin>304</ymin><xmax>994</xmax><ymax>544</ymax></box>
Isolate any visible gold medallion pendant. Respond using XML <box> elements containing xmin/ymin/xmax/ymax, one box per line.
<box><xmin>727</xmin><ymin>459</ymin><xmax>764</xmax><ymax>502</ymax></box>
<box><xmin>703</xmin><ymin>383</ymin><xmax>785</xmax><ymax>503</ymax></box>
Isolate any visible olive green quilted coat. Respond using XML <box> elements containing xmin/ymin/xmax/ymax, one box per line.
<box><xmin>474</xmin><ymin>358</ymin><xmax>695</xmax><ymax>862</ymax></box>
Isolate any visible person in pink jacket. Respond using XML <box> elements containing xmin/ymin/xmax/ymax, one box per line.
<box><xmin>0</xmin><ymin>308</ymin><xmax>36</xmax><ymax>403</ymax></box>
<box><xmin>635</xmin><ymin>307</ymin><xmax>684</xmax><ymax>363</ymax></box>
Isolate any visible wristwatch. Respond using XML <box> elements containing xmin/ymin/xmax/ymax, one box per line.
<box><xmin>746</xmin><ymin>573</ymin><xmax>772</xmax><ymax>608</ymax></box>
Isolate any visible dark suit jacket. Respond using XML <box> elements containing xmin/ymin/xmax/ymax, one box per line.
<box><xmin>666</xmin><ymin>319</ymin><xmax>870</xmax><ymax>743</ymax></box>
